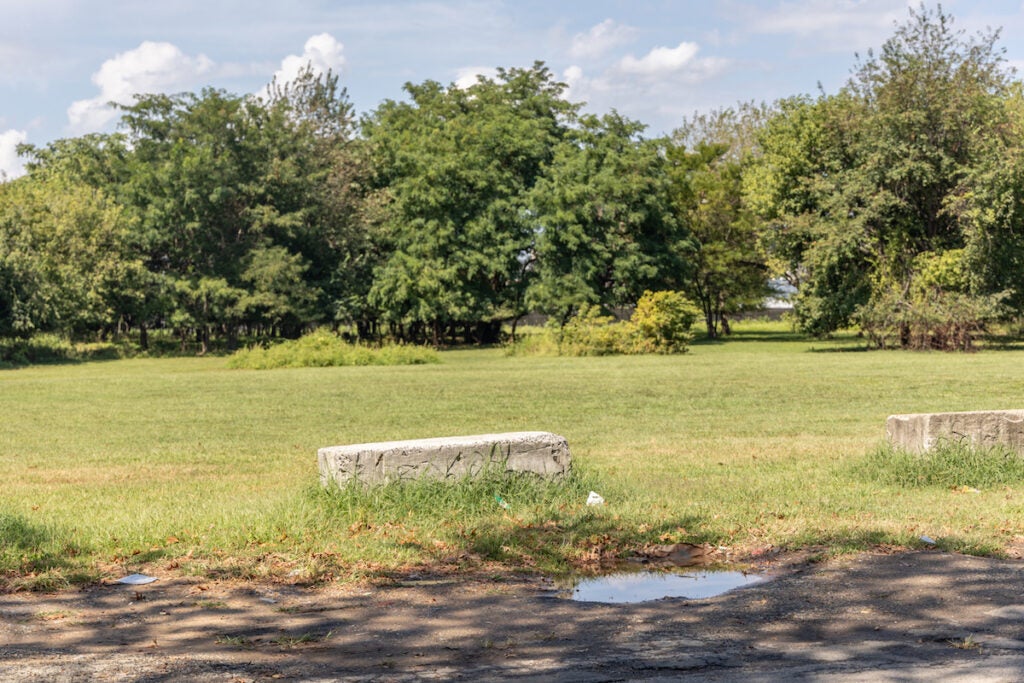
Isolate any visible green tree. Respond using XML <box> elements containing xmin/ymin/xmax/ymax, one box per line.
<box><xmin>528</xmin><ymin>112</ymin><xmax>689</xmax><ymax>323</ymax></box>
<box><xmin>261</xmin><ymin>66</ymin><xmax>376</xmax><ymax>336</ymax></box>
<box><xmin>0</xmin><ymin>178</ymin><xmax>52</xmax><ymax>339</ymax></box>
<box><xmin>115</xmin><ymin>68</ymin><xmax>367</xmax><ymax>348</ymax></box>
<box><xmin>950</xmin><ymin>87</ymin><xmax>1024</xmax><ymax>316</ymax></box>
<box><xmin>668</xmin><ymin>106</ymin><xmax>771</xmax><ymax>337</ymax></box>
<box><xmin>238</xmin><ymin>245</ymin><xmax>320</xmax><ymax>336</ymax></box>
<box><xmin>364</xmin><ymin>62</ymin><xmax>575</xmax><ymax>344</ymax></box>
<box><xmin>748</xmin><ymin>6</ymin><xmax>1015</xmax><ymax>344</ymax></box>
<box><xmin>0</xmin><ymin>168</ymin><xmax>133</xmax><ymax>340</ymax></box>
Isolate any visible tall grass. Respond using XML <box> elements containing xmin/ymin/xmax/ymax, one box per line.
<box><xmin>4</xmin><ymin>320</ymin><xmax>1024</xmax><ymax>588</ymax></box>
<box><xmin>227</xmin><ymin>329</ymin><xmax>439</xmax><ymax>369</ymax></box>
<box><xmin>858</xmin><ymin>440</ymin><xmax>1024</xmax><ymax>488</ymax></box>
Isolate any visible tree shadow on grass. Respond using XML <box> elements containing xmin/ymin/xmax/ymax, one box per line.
<box><xmin>0</xmin><ymin>343</ymin><xmax>125</xmax><ymax>370</ymax></box>
<box><xmin>691</xmin><ymin>325</ymin><xmax>871</xmax><ymax>351</ymax></box>
<box><xmin>382</xmin><ymin>510</ymin><xmax>715</xmax><ymax>579</ymax></box>
<box><xmin>0</xmin><ymin>513</ymin><xmax>93</xmax><ymax>591</ymax></box>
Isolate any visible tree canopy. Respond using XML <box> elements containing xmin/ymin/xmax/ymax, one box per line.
<box><xmin>3</xmin><ymin>6</ymin><xmax>1024</xmax><ymax>353</ymax></box>
<box><xmin>747</xmin><ymin>5</ymin><xmax>1018</xmax><ymax>347</ymax></box>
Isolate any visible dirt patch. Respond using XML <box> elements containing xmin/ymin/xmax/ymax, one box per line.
<box><xmin>3</xmin><ymin>550</ymin><xmax>1024</xmax><ymax>681</ymax></box>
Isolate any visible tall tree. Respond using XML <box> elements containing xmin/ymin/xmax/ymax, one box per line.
<box><xmin>115</xmin><ymin>68</ymin><xmax>367</xmax><ymax>347</ymax></box>
<box><xmin>748</xmin><ymin>6</ymin><xmax>1015</xmax><ymax>343</ymax></box>
<box><xmin>16</xmin><ymin>134</ymin><xmax>168</xmax><ymax>346</ymax></box>
<box><xmin>951</xmin><ymin>87</ymin><xmax>1024</xmax><ymax>315</ymax></box>
<box><xmin>528</xmin><ymin>112</ymin><xmax>689</xmax><ymax>323</ymax></box>
<box><xmin>669</xmin><ymin>105</ymin><xmax>771</xmax><ymax>338</ymax></box>
<box><xmin>260</xmin><ymin>66</ymin><xmax>374</xmax><ymax>336</ymax></box>
<box><xmin>0</xmin><ymin>143</ymin><xmax>136</xmax><ymax>341</ymax></box>
<box><xmin>364</xmin><ymin>62</ymin><xmax>575</xmax><ymax>344</ymax></box>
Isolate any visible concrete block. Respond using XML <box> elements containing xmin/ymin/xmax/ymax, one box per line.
<box><xmin>318</xmin><ymin>431</ymin><xmax>571</xmax><ymax>486</ymax></box>
<box><xmin>886</xmin><ymin>410</ymin><xmax>1024</xmax><ymax>453</ymax></box>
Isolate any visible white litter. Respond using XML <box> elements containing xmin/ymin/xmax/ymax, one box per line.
<box><xmin>919</xmin><ymin>535</ymin><xmax>937</xmax><ymax>545</ymax></box>
<box><xmin>115</xmin><ymin>573</ymin><xmax>158</xmax><ymax>585</ymax></box>
<box><xmin>586</xmin><ymin>491</ymin><xmax>605</xmax><ymax>506</ymax></box>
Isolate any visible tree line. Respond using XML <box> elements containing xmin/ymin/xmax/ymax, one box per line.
<box><xmin>1</xmin><ymin>7</ymin><xmax>1021</xmax><ymax>351</ymax></box>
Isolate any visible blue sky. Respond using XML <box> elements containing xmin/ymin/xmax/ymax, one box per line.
<box><xmin>2</xmin><ymin>0</ymin><xmax>1024</xmax><ymax>178</ymax></box>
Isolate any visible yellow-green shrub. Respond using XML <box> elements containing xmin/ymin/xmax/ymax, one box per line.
<box><xmin>507</xmin><ymin>291</ymin><xmax>698</xmax><ymax>357</ymax></box>
<box><xmin>630</xmin><ymin>290</ymin><xmax>700</xmax><ymax>353</ymax></box>
<box><xmin>227</xmin><ymin>329</ymin><xmax>440</xmax><ymax>369</ymax></box>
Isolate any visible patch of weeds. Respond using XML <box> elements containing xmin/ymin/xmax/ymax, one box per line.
<box><xmin>35</xmin><ymin>610</ymin><xmax>75</xmax><ymax>621</ymax></box>
<box><xmin>271</xmin><ymin>630</ymin><xmax>333</xmax><ymax>648</ymax></box>
<box><xmin>948</xmin><ymin>635</ymin><xmax>981</xmax><ymax>650</ymax></box>
<box><xmin>8</xmin><ymin>571</ymin><xmax>72</xmax><ymax>592</ymax></box>
<box><xmin>315</xmin><ymin>467</ymin><xmax>595</xmax><ymax>523</ymax></box>
<box><xmin>854</xmin><ymin>440</ymin><xmax>1024</xmax><ymax>489</ymax></box>
<box><xmin>0</xmin><ymin>334</ymin><xmax>126</xmax><ymax>367</ymax></box>
<box><xmin>275</xmin><ymin>604</ymin><xmax>330</xmax><ymax>614</ymax></box>
<box><xmin>505</xmin><ymin>292</ymin><xmax>699</xmax><ymax>357</ymax></box>
<box><xmin>227</xmin><ymin>329</ymin><xmax>439</xmax><ymax>369</ymax></box>
<box><xmin>195</xmin><ymin>600</ymin><xmax>228</xmax><ymax>609</ymax></box>
<box><xmin>932</xmin><ymin>538</ymin><xmax>1006</xmax><ymax>557</ymax></box>
<box><xmin>309</xmin><ymin>466</ymin><xmax>630</xmax><ymax>573</ymax></box>
<box><xmin>215</xmin><ymin>634</ymin><xmax>255</xmax><ymax>649</ymax></box>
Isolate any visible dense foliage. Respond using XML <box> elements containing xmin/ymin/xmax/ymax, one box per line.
<box><xmin>507</xmin><ymin>289</ymin><xmax>699</xmax><ymax>356</ymax></box>
<box><xmin>4</xmin><ymin>8</ymin><xmax>1024</xmax><ymax>353</ymax></box>
<box><xmin>747</xmin><ymin>6</ymin><xmax>1020</xmax><ymax>348</ymax></box>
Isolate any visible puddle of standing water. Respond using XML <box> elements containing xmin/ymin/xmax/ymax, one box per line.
<box><xmin>565</xmin><ymin>569</ymin><xmax>766</xmax><ymax>603</ymax></box>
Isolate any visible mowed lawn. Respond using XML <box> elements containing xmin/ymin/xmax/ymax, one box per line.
<box><xmin>3</xmin><ymin>323</ymin><xmax>1024</xmax><ymax>588</ymax></box>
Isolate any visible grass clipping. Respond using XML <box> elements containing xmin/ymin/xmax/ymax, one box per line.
<box><xmin>227</xmin><ymin>330</ymin><xmax>440</xmax><ymax>369</ymax></box>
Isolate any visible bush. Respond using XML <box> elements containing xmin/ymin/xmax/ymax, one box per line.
<box><xmin>856</xmin><ymin>289</ymin><xmax>1005</xmax><ymax>351</ymax></box>
<box><xmin>559</xmin><ymin>305</ymin><xmax>637</xmax><ymax>356</ymax></box>
<box><xmin>855</xmin><ymin>250</ymin><xmax>1007</xmax><ymax>351</ymax></box>
<box><xmin>227</xmin><ymin>329</ymin><xmax>440</xmax><ymax>369</ymax></box>
<box><xmin>631</xmin><ymin>290</ymin><xmax>700</xmax><ymax>353</ymax></box>
<box><xmin>506</xmin><ymin>291</ymin><xmax>698</xmax><ymax>357</ymax></box>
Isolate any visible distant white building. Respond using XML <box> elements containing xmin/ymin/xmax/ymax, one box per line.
<box><xmin>765</xmin><ymin>278</ymin><xmax>795</xmax><ymax>310</ymax></box>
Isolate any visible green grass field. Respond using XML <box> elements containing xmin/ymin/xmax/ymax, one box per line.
<box><xmin>3</xmin><ymin>321</ymin><xmax>1024</xmax><ymax>590</ymax></box>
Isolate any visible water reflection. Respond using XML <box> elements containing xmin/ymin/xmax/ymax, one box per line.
<box><xmin>567</xmin><ymin>569</ymin><xmax>766</xmax><ymax>603</ymax></box>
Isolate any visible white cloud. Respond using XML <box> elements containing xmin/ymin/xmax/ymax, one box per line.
<box><xmin>0</xmin><ymin>129</ymin><xmax>27</xmax><ymax>180</ymax></box>
<box><xmin>569</xmin><ymin>19</ymin><xmax>638</xmax><ymax>60</ymax></box>
<box><xmin>617</xmin><ymin>42</ymin><xmax>701</xmax><ymax>76</ymax></box>
<box><xmin>561</xmin><ymin>65</ymin><xmax>585</xmax><ymax>103</ymax></box>
<box><xmin>751</xmin><ymin>0</ymin><xmax>900</xmax><ymax>35</ymax></box>
<box><xmin>738</xmin><ymin>0</ymin><xmax>906</xmax><ymax>52</ymax></box>
<box><xmin>272</xmin><ymin>33</ymin><xmax>347</xmax><ymax>85</ymax></box>
<box><xmin>453</xmin><ymin>65</ymin><xmax>499</xmax><ymax>89</ymax></box>
<box><xmin>564</xmin><ymin>41</ymin><xmax>732</xmax><ymax>134</ymax></box>
<box><xmin>67</xmin><ymin>41</ymin><xmax>214</xmax><ymax>134</ymax></box>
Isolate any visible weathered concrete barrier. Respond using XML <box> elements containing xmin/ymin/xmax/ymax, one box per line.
<box><xmin>887</xmin><ymin>410</ymin><xmax>1024</xmax><ymax>453</ymax></box>
<box><xmin>318</xmin><ymin>431</ymin><xmax>571</xmax><ymax>487</ymax></box>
